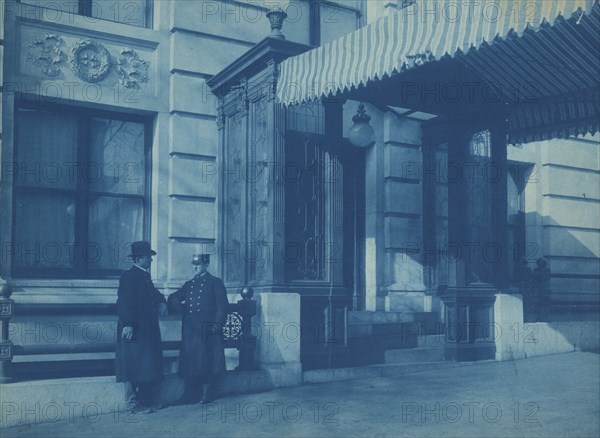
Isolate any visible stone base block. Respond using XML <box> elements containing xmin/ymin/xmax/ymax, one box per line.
<box><xmin>494</xmin><ymin>293</ymin><xmax>527</xmax><ymax>361</ymax></box>
<box><xmin>385</xmin><ymin>291</ymin><xmax>425</xmax><ymax>312</ymax></box>
<box><xmin>261</xmin><ymin>361</ymin><xmax>303</xmax><ymax>388</ymax></box>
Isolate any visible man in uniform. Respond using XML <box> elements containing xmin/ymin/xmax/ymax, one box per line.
<box><xmin>116</xmin><ymin>241</ymin><xmax>167</xmax><ymax>413</ymax></box>
<box><xmin>168</xmin><ymin>254</ymin><xmax>229</xmax><ymax>404</ymax></box>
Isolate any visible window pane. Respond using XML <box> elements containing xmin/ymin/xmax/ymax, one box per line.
<box><xmin>88</xmin><ymin>196</ymin><xmax>143</xmax><ymax>270</ymax></box>
<box><xmin>89</xmin><ymin>118</ymin><xmax>145</xmax><ymax>195</ymax></box>
<box><xmin>469</xmin><ymin>130</ymin><xmax>492</xmax><ymax>157</ymax></box>
<box><xmin>17</xmin><ymin>109</ymin><xmax>78</xmax><ymax>190</ymax></box>
<box><xmin>19</xmin><ymin>1</ymin><xmax>78</xmax><ymax>14</ymax></box>
<box><xmin>14</xmin><ymin>192</ymin><xmax>76</xmax><ymax>270</ymax></box>
<box><xmin>91</xmin><ymin>0</ymin><xmax>148</xmax><ymax>28</ymax></box>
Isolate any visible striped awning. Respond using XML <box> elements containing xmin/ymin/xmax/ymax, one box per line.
<box><xmin>277</xmin><ymin>0</ymin><xmax>598</xmax><ymax>106</ymax></box>
<box><xmin>507</xmin><ymin>88</ymin><xmax>600</xmax><ymax>144</ymax></box>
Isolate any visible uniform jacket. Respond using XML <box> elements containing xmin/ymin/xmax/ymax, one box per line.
<box><xmin>167</xmin><ymin>272</ymin><xmax>229</xmax><ymax>378</ymax></box>
<box><xmin>115</xmin><ymin>266</ymin><xmax>166</xmax><ymax>383</ymax></box>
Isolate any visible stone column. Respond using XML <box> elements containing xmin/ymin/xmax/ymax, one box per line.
<box><xmin>220</xmin><ymin>82</ymin><xmax>249</xmax><ymax>289</ymax></box>
<box><xmin>246</xmin><ymin>62</ymin><xmax>288</xmax><ymax>288</ymax></box>
<box><xmin>360</xmin><ymin>104</ymin><xmax>385</xmax><ymax>311</ymax></box>
<box><xmin>381</xmin><ymin>113</ymin><xmax>426</xmax><ymax>312</ymax></box>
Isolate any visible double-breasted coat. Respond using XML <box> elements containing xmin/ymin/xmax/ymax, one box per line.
<box><xmin>115</xmin><ymin>266</ymin><xmax>166</xmax><ymax>383</ymax></box>
<box><xmin>168</xmin><ymin>272</ymin><xmax>229</xmax><ymax>379</ymax></box>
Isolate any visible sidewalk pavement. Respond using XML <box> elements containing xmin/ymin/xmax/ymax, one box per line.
<box><xmin>3</xmin><ymin>352</ymin><xmax>599</xmax><ymax>438</ymax></box>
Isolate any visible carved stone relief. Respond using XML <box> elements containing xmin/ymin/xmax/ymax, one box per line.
<box><xmin>249</xmin><ymin>97</ymin><xmax>271</xmax><ymax>282</ymax></box>
<box><xmin>27</xmin><ymin>34</ymin><xmax>66</xmax><ymax>77</ymax></box>
<box><xmin>116</xmin><ymin>49</ymin><xmax>150</xmax><ymax>89</ymax></box>
<box><xmin>225</xmin><ymin>111</ymin><xmax>245</xmax><ymax>285</ymax></box>
<box><xmin>69</xmin><ymin>39</ymin><xmax>112</xmax><ymax>83</ymax></box>
<box><xmin>26</xmin><ymin>33</ymin><xmax>151</xmax><ymax>89</ymax></box>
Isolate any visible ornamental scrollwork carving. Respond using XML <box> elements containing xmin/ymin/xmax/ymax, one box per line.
<box><xmin>235</xmin><ymin>79</ymin><xmax>249</xmax><ymax>116</ymax></box>
<box><xmin>116</xmin><ymin>48</ymin><xmax>150</xmax><ymax>89</ymax></box>
<box><xmin>216</xmin><ymin>108</ymin><xmax>226</xmax><ymax>131</ymax></box>
<box><xmin>27</xmin><ymin>34</ymin><xmax>66</xmax><ymax>77</ymax></box>
<box><xmin>69</xmin><ymin>39</ymin><xmax>112</xmax><ymax>83</ymax></box>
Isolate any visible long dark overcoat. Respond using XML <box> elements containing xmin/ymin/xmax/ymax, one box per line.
<box><xmin>115</xmin><ymin>266</ymin><xmax>166</xmax><ymax>383</ymax></box>
<box><xmin>168</xmin><ymin>272</ymin><xmax>229</xmax><ymax>378</ymax></box>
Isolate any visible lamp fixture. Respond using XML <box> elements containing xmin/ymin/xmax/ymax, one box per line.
<box><xmin>348</xmin><ymin>103</ymin><xmax>375</xmax><ymax>148</ymax></box>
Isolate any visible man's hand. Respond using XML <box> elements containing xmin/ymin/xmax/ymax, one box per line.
<box><xmin>122</xmin><ymin>326</ymin><xmax>134</xmax><ymax>341</ymax></box>
<box><xmin>157</xmin><ymin>302</ymin><xmax>168</xmax><ymax>317</ymax></box>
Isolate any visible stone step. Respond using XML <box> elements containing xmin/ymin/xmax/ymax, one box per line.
<box><xmin>348</xmin><ymin>311</ymin><xmax>417</xmax><ymax>324</ymax></box>
<box><xmin>347</xmin><ymin>321</ymin><xmax>418</xmax><ymax>339</ymax></box>
<box><xmin>302</xmin><ymin>360</ymin><xmax>493</xmax><ymax>385</ymax></box>
<box><xmin>417</xmin><ymin>334</ymin><xmax>446</xmax><ymax>347</ymax></box>
<box><xmin>384</xmin><ymin>347</ymin><xmax>444</xmax><ymax>364</ymax></box>
<box><xmin>348</xmin><ymin>311</ymin><xmax>439</xmax><ymax>326</ymax></box>
<box><xmin>347</xmin><ymin>311</ymin><xmax>443</xmax><ymax>338</ymax></box>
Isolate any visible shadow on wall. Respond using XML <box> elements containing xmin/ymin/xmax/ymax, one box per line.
<box><xmin>523</xmin><ymin>212</ymin><xmax>599</xmax><ymax>320</ymax></box>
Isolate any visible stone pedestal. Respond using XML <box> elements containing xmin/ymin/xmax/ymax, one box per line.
<box><xmin>255</xmin><ymin>292</ymin><xmax>302</xmax><ymax>387</ymax></box>
<box><xmin>442</xmin><ymin>284</ymin><xmax>497</xmax><ymax>361</ymax></box>
<box><xmin>494</xmin><ymin>293</ymin><xmax>526</xmax><ymax>361</ymax></box>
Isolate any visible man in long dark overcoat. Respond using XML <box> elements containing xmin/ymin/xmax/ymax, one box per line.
<box><xmin>116</xmin><ymin>241</ymin><xmax>167</xmax><ymax>413</ymax></box>
<box><xmin>168</xmin><ymin>254</ymin><xmax>228</xmax><ymax>404</ymax></box>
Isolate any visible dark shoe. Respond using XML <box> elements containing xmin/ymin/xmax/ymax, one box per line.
<box><xmin>200</xmin><ymin>384</ymin><xmax>218</xmax><ymax>404</ymax></box>
<box><xmin>200</xmin><ymin>392</ymin><xmax>218</xmax><ymax>404</ymax></box>
<box><xmin>140</xmin><ymin>406</ymin><xmax>155</xmax><ymax>414</ymax></box>
<box><xmin>126</xmin><ymin>402</ymin><xmax>153</xmax><ymax>414</ymax></box>
<box><xmin>125</xmin><ymin>401</ymin><xmax>137</xmax><ymax>414</ymax></box>
<box><xmin>173</xmin><ymin>396</ymin><xmax>198</xmax><ymax>407</ymax></box>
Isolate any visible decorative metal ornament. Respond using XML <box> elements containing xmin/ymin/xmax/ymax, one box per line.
<box><xmin>69</xmin><ymin>39</ymin><xmax>112</xmax><ymax>83</ymax></box>
<box><xmin>240</xmin><ymin>286</ymin><xmax>254</xmax><ymax>300</ymax></box>
<box><xmin>27</xmin><ymin>34</ymin><xmax>66</xmax><ymax>77</ymax></box>
<box><xmin>266</xmin><ymin>7</ymin><xmax>287</xmax><ymax>39</ymax></box>
<box><xmin>116</xmin><ymin>48</ymin><xmax>150</xmax><ymax>89</ymax></box>
<box><xmin>0</xmin><ymin>342</ymin><xmax>12</xmax><ymax>361</ymax></box>
<box><xmin>223</xmin><ymin>312</ymin><xmax>243</xmax><ymax>341</ymax></box>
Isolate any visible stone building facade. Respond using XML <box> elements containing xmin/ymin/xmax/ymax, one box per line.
<box><xmin>0</xmin><ymin>0</ymin><xmax>598</xmax><ymax>386</ymax></box>
<box><xmin>0</xmin><ymin>0</ymin><xmax>363</xmax><ymax>299</ymax></box>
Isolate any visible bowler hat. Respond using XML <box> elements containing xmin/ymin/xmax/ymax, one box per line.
<box><xmin>129</xmin><ymin>241</ymin><xmax>157</xmax><ymax>258</ymax></box>
<box><xmin>192</xmin><ymin>254</ymin><xmax>210</xmax><ymax>265</ymax></box>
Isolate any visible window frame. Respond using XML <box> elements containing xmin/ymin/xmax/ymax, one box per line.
<box><xmin>18</xmin><ymin>0</ymin><xmax>153</xmax><ymax>29</ymax></box>
<box><xmin>12</xmin><ymin>102</ymin><xmax>153</xmax><ymax>279</ymax></box>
